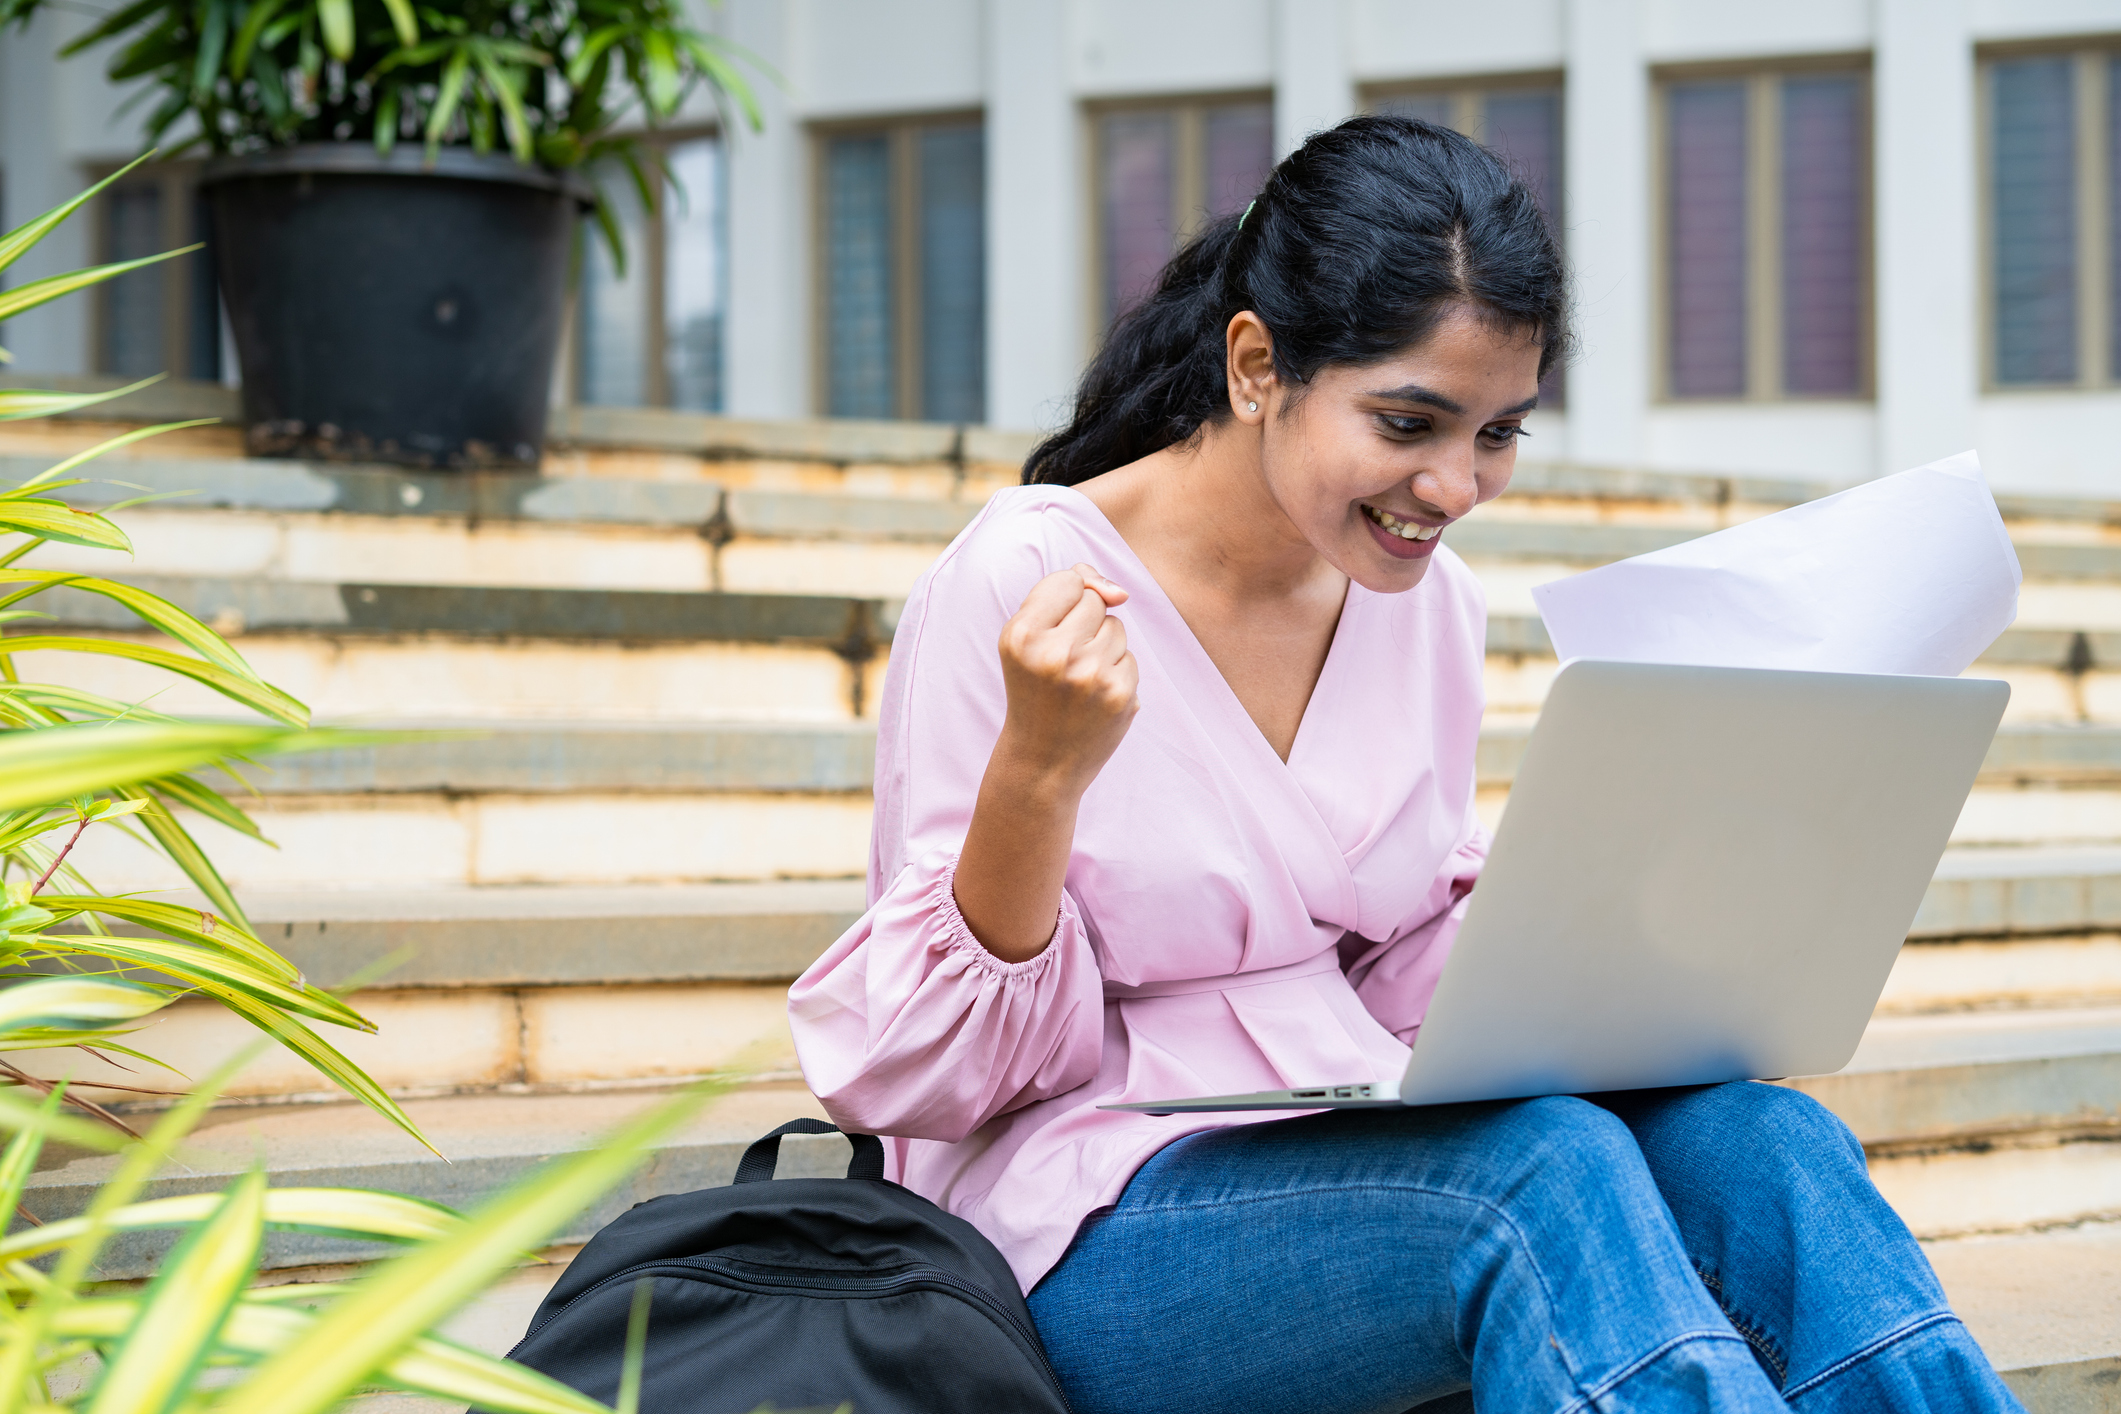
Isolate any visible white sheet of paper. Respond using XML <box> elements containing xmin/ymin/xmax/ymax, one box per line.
<box><xmin>1529</xmin><ymin>451</ymin><xmax>2021</xmax><ymax>678</ymax></box>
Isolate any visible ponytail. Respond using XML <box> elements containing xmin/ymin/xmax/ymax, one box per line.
<box><xmin>1023</xmin><ymin>115</ymin><xmax>1569</xmax><ymax>487</ymax></box>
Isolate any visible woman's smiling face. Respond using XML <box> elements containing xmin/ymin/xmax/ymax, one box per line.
<box><xmin>1233</xmin><ymin>304</ymin><xmax>1545</xmax><ymax>594</ymax></box>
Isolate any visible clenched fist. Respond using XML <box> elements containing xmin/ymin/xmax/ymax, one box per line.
<box><xmin>995</xmin><ymin>564</ymin><xmax>1141</xmax><ymax>795</ymax></box>
<box><xmin>954</xmin><ymin>564</ymin><xmax>1140</xmax><ymax>962</ymax></box>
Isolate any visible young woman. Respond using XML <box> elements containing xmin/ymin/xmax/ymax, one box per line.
<box><xmin>788</xmin><ymin>116</ymin><xmax>2023</xmax><ymax>1413</ymax></box>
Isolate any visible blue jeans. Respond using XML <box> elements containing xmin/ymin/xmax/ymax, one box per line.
<box><xmin>1026</xmin><ymin>1083</ymin><xmax>2023</xmax><ymax>1414</ymax></box>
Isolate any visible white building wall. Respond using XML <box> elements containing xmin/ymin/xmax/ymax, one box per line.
<box><xmin>721</xmin><ymin>0</ymin><xmax>815</xmax><ymax>422</ymax></box>
<box><xmin>7</xmin><ymin>0</ymin><xmax>2121</xmax><ymax>493</ymax></box>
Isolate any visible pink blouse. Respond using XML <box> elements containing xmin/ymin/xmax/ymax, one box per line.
<box><xmin>787</xmin><ymin>485</ymin><xmax>1489</xmax><ymax>1292</ymax></box>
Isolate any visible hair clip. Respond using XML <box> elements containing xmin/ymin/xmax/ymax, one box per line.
<box><xmin>1239</xmin><ymin>199</ymin><xmax>1257</xmax><ymax>230</ymax></box>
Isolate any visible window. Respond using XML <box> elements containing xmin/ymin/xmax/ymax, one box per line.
<box><xmin>1094</xmin><ymin>98</ymin><xmax>1274</xmax><ymax>326</ymax></box>
<box><xmin>1656</xmin><ymin>66</ymin><xmax>1871</xmax><ymax>400</ymax></box>
<box><xmin>1370</xmin><ymin>80</ymin><xmax>1565</xmax><ymax>403</ymax></box>
<box><xmin>93</xmin><ymin>162</ymin><xmax>221</xmax><ymax>382</ymax></box>
<box><xmin>815</xmin><ymin>116</ymin><xmax>986</xmax><ymax>423</ymax></box>
<box><xmin>1371</xmin><ymin>82</ymin><xmax>1564</xmax><ymax>229</ymax></box>
<box><xmin>1983</xmin><ymin>46</ymin><xmax>2120</xmax><ymax>388</ymax></box>
<box><xmin>575</xmin><ymin>133</ymin><xmax>727</xmax><ymax>412</ymax></box>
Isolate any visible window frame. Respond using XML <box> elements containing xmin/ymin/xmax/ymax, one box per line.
<box><xmin>809</xmin><ymin>107</ymin><xmax>985</xmax><ymax>423</ymax></box>
<box><xmin>564</xmin><ymin>122</ymin><xmax>726</xmax><ymax>412</ymax></box>
<box><xmin>1363</xmin><ymin>73</ymin><xmax>1569</xmax><ymax>406</ymax></box>
<box><xmin>1362</xmin><ymin>69</ymin><xmax>1566</xmax><ymax>158</ymax></box>
<box><xmin>1649</xmin><ymin>54</ymin><xmax>1875</xmax><ymax>405</ymax></box>
<box><xmin>1082</xmin><ymin>89</ymin><xmax>1275</xmax><ymax>347</ymax></box>
<box><xmin>88</xmin><ymin>157</ymin><xmax>221</xmax><ymax>383</ymax></box>
<box><xmin>1977</xmin><ymin>37</ymin><xmax>2121</xmax><ymax>393</ymax></box>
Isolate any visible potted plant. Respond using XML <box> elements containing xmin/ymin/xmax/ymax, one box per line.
<box><xmin>2</xmin><ymin>0</ymin><xmax>763</xmax><ymax>469</ymax></box>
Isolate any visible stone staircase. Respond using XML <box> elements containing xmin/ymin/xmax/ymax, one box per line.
<box><xmin>2</xmin><ymin>383</ymin><xmax>2117</xmax><ymax>1405</ymax></box>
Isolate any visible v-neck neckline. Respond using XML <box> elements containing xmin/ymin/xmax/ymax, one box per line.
<box><xmin>1052</xmin><ymin>485</ymin><xmax>1358</xmax><ymax>774</ymax></box>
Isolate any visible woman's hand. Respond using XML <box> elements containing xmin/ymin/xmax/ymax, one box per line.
<box><xmin>955</xmin><ymin>565</ymin><xmax>1139</xmax><ymax>964</ymax></box>
<box><xmin>994</xmin><ymin>564</ymin><xmax>1139</xmax><ymax>795</ymax></box>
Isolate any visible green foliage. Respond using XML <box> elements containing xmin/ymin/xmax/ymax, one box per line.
<box><xmin>0</xmin><ymin>0</ymin><xmax>768</xmax><ymax>271</ymax></box>
<box><xmin>0</xmin><ymin>1035</ymin><xmax>728</xmax><ymax>1411</ymax></box>
<box><xmin>0</xmin><ymin>151</ymin><xmax>786</xmax><ymax>1414</ymax></box>
<box><xmin>0</xmin><ymin>160</ymin><xmax>437</xmax><ymax>1153</ymax></box>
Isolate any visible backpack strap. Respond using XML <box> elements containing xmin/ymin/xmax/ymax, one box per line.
<box><xmin>733</xmin><ymin>1118</ymin><xmax>887</xmax><ymax>1184</ymax></box>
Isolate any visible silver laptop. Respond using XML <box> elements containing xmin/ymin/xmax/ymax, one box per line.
<box><xmin>1103</xmin><ymin>659</ymin><xmax>2009</xmax><ymax>1116</ymax></box>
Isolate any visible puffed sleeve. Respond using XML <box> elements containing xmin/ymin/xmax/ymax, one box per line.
<box><xmin>1340</xmin><ymin>811</ymin><xmax>1489</xmax><ymax>1045</ymax></box>
<box><xmin>787</xmin><ymin>492</ymin><xmax>1107</xmax><ymax>1141</ymax></box>
<box><xmin>789</xmin><ymin>851</ymin><xmax>1106</xmax><ymax>1140</ymax></box>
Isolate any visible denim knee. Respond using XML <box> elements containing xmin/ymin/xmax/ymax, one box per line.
<box><xmin>1481</xmin><ymin>1095</ymin><xmax>1660</xmax><ymax>1213</ymax></box>
<box><xmin>1623</xmin><ymin>1082</ymin><xmax>1869</xmax><ymax>1183</ymax></box>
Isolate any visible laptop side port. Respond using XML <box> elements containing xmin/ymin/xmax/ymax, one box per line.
<box><xmin>1292</xmin><ymin>1089</ymin><xmax>1328</xmax><ymax>1099</ymax></box>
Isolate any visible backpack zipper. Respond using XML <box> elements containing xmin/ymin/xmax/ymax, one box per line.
<box><xmin>522</xmin><ymin>1254</ymin><xmax>1075</xmax><ymax>1412</ymax></box>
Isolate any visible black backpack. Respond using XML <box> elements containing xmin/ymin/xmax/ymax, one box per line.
<box><xmin>497</xmin><ymin>1119</ymin><xmax>1075</xmax><ymax>1414</ymax></box>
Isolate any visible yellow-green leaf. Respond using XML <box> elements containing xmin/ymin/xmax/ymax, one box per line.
<box><xmin>317</xmin><ymin>0</ymin><xmax>353</xmax><ymax>58</ymax></box>
<box><xmin>214</xmin><ymin>1078</ymin><xmax>727</xmax><ymax>1414</ymax></box>
<box><xmin>39</xmin><ymin>896</ymin><xmax>299</xmax><ymax>984</ymax></box>
<box><xmin>0</xmin><ymin>247</ymin><xmax>201</xmax><ymax>327</ymax></box>
<box><xmin>0</xmin><ymin>1084</ymin><xmax>64</xmax><ymax>1227</ymax></box>
<box><xmin>0</xmin><ymin>682</ymin><xmax>179</xmax><ymax>724</ymax></box>
<box><xmin>0</xmin><ymin>375</ymin><xmax>170</xmax><ymax>424</ymax></box>
<box><xmin>23</xmin><ymin>933</ymin><xmax>367</xmax><ymax>1030</ymax></box>
<box><xmin>0</xmin><ymin>568</ymin><xmax>278</xmax><ymax>687</ymax></box>
<box><xmin>88</xmin><ymin>1168</ymin><xmax>265</xmax><ymax>1414</ymax></box>
<box><xmin>8</xmin><ymin>418</ymin><xmax>220</xmax><ymax>493</ymax></box>
<box><xmin>0</xmin><ymin>637</ymin><xmax>303</xmax><ymax>724</ymax></box>
<box><xmin>379</xmin><ymin>0</ymin><xmax>418</xmax><ymax>47</ymax></box>
<box><xmin>0</xmin><ymin>499</ymin><xmax>129</xmax><ymax>552</ymax></box>
<box><xmin>0</xmin><ymin>722</ymin><xmax>328</xmax><ymax>811</ymax></box>
<box><xmin>0</xmin><ymin>976</ymin><xmax>169</xmax><ymax>1036</ymax></box>
<box><xmin>212</xmin><ymin>993</ymin><xmax>436</xmax><ymax>1155</ymax></box>
<box><xmin>114</xmin><ymin>785</ymin><xmax>255</xmax><ymax>935</ymax></box>
<box><xmin>0</xmin><ymin>1082</ymin><xmax>132</xmax><ymax>1152</ymax></box>
<box><xmin>0</xmin><ymin>153</ymin><xmax>158</xmax><ymax>276</ymax></box>
<box><xmin>52</xmin><ymin>1298</ymin><xmax>611</xmax><ymax>1414</ymax></box>
<box><xmin>0</xmin><ymin>1187</ymin><xmax>460</xmax><ymax>1267</ymax></box>
<box><xmin>146</xmin><ymin>770</ymin><xmax>266</xmax><ymax>841</ymax></box>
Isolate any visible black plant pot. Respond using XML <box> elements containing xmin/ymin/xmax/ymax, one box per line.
<box><xmin>202</xmin><ymin>144</ymin><xmax>589</xmax><ymax>470</ymax></box>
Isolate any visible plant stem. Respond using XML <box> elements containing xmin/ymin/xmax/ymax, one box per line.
<box><xmin>0</xmin><ymin>1060</ymin><xmax>141</xmax><ymax>1139</ymax></box>
<box><xmin>27</xmin><ymin>817</ymin><xmax>87</xmax><ymax>895</ymax></box>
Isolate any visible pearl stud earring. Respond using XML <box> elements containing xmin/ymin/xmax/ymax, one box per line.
<box><xmin>1247</xmin><ymin>401</ymin><xmax>1258</xmax><ymax>412</ymax></box>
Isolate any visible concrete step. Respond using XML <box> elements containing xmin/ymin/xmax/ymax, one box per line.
<box><xmin>1477</xmin><ymin>723</ymin><xmax>2121</xmax><ymax>846</ymax></box>
<box><xmin>1924</xmin><ymin>1220</ymin><xmax>2121</xmax><ymax>1411</ymax></box>
<box><xmin>66</xmin><ymin>715</ymin><xmax>2121</xmax><ymax>887</ymax></box>
<box><xmin>219</xmin><ymin>872</ymin><xmax>2121</xmax><ymax>1016</ymax></box>
<box><xmin>302</xmin><ymin>1225</ymin><xmax>2121</xmax><ymax>1414</ymax></box>
<box><xmin>176</xmin><ymin>718</ymin><xmax>2121</xmax><ymax>799</ymax></box>
<box><xmin>26</xmin><ymin>568</ymin><xmax>2120</xmax><ymax>729</ymax></box>
<box><xmin>31</xmin><ymin>868</ymin><xmax>2115</xmax><ymax>1118</ymax></box>
<box><xmin>68</xmin><ymin>790</ymin><xmax>875</xmax><ymax>891</ymax></box>
<box><xmin>21</xmin><ymin>1081</ymin><xmax>838</xmax><ymax>1280</ymax></box>
<box><xmin>22</xmin><ymin>443</ymin><xmax>2121</xmax><ymax>565</ymax></box>
<box><xmin>21</xmin><ymin>999</ymin><xmax>2117</xmax><ymax>1260</ymax></box>
<box><xmin>238</xmin><ymin>880</ymin><xmax>867</xmax><ymax>988</ymax></box>
<box><xmin>1787</xmin><ymin>1008</ymin><xmax>2121</xmax><ymax>1243</ymax></box>
<box><xmin>1486</xmin><ymin>613</ymin><xmax>2121</xmax><ymax>726</ymax></box>
<box><xmin>46</xmin><ymin>882</ymin><xmax>854</xmax><ymax>1102</ymax></box>
<box><xmin>36</xmin><ymin>1093</ymin><xmax>2113</xmax><ymax>1414</ymax></box>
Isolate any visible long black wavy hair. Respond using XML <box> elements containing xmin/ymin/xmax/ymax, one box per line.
<box><xmin>1022</xmin><ymin>114</ymin><xmax>1570</xmax><ymax>487</ymax></box>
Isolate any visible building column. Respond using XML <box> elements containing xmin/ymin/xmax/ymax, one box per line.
<box><xmin>0</xmin><ymin>11</ymin><xmax>95</xmax><ymax>376</ymax></box>
<box><xmin>1272</xmin><ymin>0</ymin><xmax>1353</xmax><ymax>161</ymax></box>
<box><xmin>1875</xmin><ymin>0</ymin><xmax>1977</xmax><ymax>478</ymax></box>
<box><xmin>721</xmin><ymin>0</ymin><xmax>810</xmax><ymax>419</ymax></box>
<box><xmin>1560</xmin><ymin>0</ymin><xmax>1650</xmax><ymax>468</ymax></box>
<box><xmin>983</xmin><ymin>0</ymin><xmax>1083</xmax><ymax>434</ymax></box>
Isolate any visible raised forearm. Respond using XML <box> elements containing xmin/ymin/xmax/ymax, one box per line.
<box><xmin>951</xmin><ymin>563</ymin><xmax>1138</xmax><ymax>965</ymax></box>
<box><xmin>954</xmin><ymin>733</ymin><xmax>1090</xmax><ymax>964</ymax></box>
